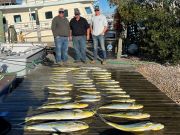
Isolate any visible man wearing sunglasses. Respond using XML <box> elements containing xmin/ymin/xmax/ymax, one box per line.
<box><xmin>70</xmin><ymin>9</ymin><xmax>90</xmax><ymax>64</ymax></box>
<box><xmin>51</xmin><ymin>8</ymin><xmax>70</xmax><ymax>66</ymax></box>
<box><xmin>90</xmin><ymin>5</ymin><xmax>108</xmax><ymax>65</ymax></box>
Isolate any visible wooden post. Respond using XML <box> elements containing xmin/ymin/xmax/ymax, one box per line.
<box><xmin>117</xmin><ymin>38</ymin><xmax>122</xmax><ymax>59</ymax></box>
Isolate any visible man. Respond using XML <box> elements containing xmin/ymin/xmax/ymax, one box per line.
<box><xmin>90</xmin><ymin>5</ymin><xmax>108</xmax><ymax>65</ymax></box>
<box><xmin>70</xmin><ymin>9</ymin><xmax>90</xmax><ymax>63</ymax></box>
<box><xmin>51</xmin><ymin>8</ymin><xmax>70</xmax><ymax>66</ymax></box>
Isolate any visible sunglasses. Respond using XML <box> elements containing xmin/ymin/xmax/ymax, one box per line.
<box><xmin>95</xmin><ymin>10</ymin><xmax>99</xmax><ymax>12</ymax></box>
<box><xmin>59</xmin><ymin>11</ymin><xmax>64</xmax><ymax>14</ymax></box>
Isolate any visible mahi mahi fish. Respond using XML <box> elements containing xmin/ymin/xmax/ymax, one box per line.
<box><xmin>48</xmin><ymin>91</ymin><xmax>69</xmax><ymax>95</ymax></box>
<box><xmin>101</xmin><ymin>112</ymin><xmax>150</xmax><ymax>120</ymax></box>
<box><xmin>96</xmin><ymin>81</ymin><xmax>119</xmax><ymax>85</ymax></box>
<box><xmin>78</xmin><ymin>98</ymin><xmax>101</xmax><ymax>102</ymax></box>
<box><xmin>75</xmin><ymin>85</ymin><xmax>95</xmax><ymax>88</ymax></box>
<box><xmin>99</xmin><ymin>103</ymin><xmax>143</xmax><ymax>110</ymax></box>
<box><xmin>104</xmin><ymin>121</ymin><xmax>164</xmax><ymax>132</ymax></box>
<box><xmin>26</xmin><ymin>109</ymin><xmax>94</xmax><ymax>121</ymax></box>
<box><xmin>47</xmin><ymin>87</ymin><xmax>72</xmax><ymax>91</ymax></box>
<box><xmin>39</xmin><ymin>102</ymin><xmax>88</xmax><ymax>109</ymax></box>
<box><xmin>111</xmin><ymin>99</ymin><xmax>136</xmax><ymax>103</ymax></box>
<box><xmin>107</xmin><ymin>95</ymin><xmax>130</xmax><ymax>98</ymax></box>
<box><xmin>48</xmin><ymin>96</ymin><xmax>72</xmax><ymax>101</ymax></box>
<box><xmin>45</xmin><ymin>84</ymin><xmax>73</xmax><ymax>87</ymax></box>
<box><xmin>25</xmin><ymin>121</ymin><xmax>89</xmax><ymax>132</ymax></box>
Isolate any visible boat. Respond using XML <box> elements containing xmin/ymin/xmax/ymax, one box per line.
<box><xmin>0</xmin><ymin>0</ymin><xmax>95</xmax><ymax>43</ymax></box>
<box><xmin>0</xmin><ymin>43</ymin><xmax>46</xmax><ymax>77</ymax></box>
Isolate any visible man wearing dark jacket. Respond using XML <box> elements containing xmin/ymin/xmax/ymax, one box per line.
<box><xmin>70</xmin><ymin>9</ymin><xmax>90</xmax><ymax>63</ymax></box>
<box><xmin>51</xmin><ymin>8</ymin><xmax>70</xmax><ymax>66</ymax></box>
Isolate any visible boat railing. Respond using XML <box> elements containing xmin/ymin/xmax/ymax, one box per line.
<box><xmin>9</xmin><ymin>14</ymin><xmax>93</xmax><ymax>33</ymax></box>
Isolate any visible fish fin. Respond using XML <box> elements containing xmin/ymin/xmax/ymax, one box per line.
<box><xmin>52</xmin><ymin>127</ymin><xmax>62</xmax><ymax>134</ymax></box>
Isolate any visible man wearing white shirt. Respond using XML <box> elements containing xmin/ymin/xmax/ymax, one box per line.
<box><xmin>90</xmin><ymin>5</ymin><xmax>108</xmax><ymax>65</ymax></box>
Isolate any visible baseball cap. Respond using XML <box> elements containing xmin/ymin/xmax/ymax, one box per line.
<box><xmin>94</xmin><ymin>5</ymin><xmax>100</xmax><ymax>11</ymax></box>
<box><xmin>59</xmin><ymin>8</ymin><xmax>64</xmax><ymax>12</ymax></box>
<box><xmin>74</xmin><ymin>9</ymin><xmax>80</xmax><ymax>15</ymax></box>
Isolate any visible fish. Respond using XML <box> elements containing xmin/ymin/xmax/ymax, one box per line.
<box><xmin>74</xmin><ymin>77</ymin><xmax>90</xmax><ymax>80</ymax></box>
<box><xmin>78</xmin><ymin>88</ymin><xmax>97</xmax><ymax>90</ymax></box>
<box><xmin>93</xmin><ymin>75</ymin><xmax>111</xmax><ymax>77</ymax></box>
<box><xmin>38</xmin><ymin>102</ymin><xmax>89</xmax><ymax>109</ymax></box>
<box><xmin>45</xmin><ymin>84</ymin><xmax>73</xmax><ymax>87</ymax></box>
<box><xmin>82</xmin><ymin>67</ymin><xmax>100</xmax><ymax>70</ymax></box>
<box><xmin>25</xmin><ymin>121</ymin><xmax>89</xmax><ymax>132</ymax></box>
<box><xmin>92</xmin><ymin>72</ymin><xmax>111</xmax><ymax>75</ymax></box>
<box><xmin>95</xmin><ymin>77</ymin><xmax>111</xmax><ymax>80</ymax></box>
<box><xmin>103</xmin><ymin>85</ymin><xmax>121</xmax><ymax>88</ymax></box>
<box><xmin>96</xmin><ymin>82</ymin><xmax>119</xmax><ymax>85</ymax></box>
<box><xmin>103</xmin><ymin>88</ymin><xmax>123</xmax><ymax>91</ymax></box>
<box><xmin>104</xmin><ymin>121</ymin><xmax>164</xmax><ymax>132</ymax></box>
<box><xmin>47</xmin><ymin>87</ymin><xmax>72</xmax><ymax>91</ymax></box>
<box><xmin>78</xmin><ymin>98</ymin><xmax>101</xmax><ymax>102</ymax></box>
<box><xmin>101</xmin><ymin>112</ymin><xmax>150</xmax><ymax>120</ymax></box>
<box><xmin>48</xmin><ymin>96</ymin><xmax>72</xmax><ymax>101</ymax></box>
<box><xmin>111</xmin><ymin>99</ymin><xmax>136</xmax><ymax>103</ymax></box>
<box><xmin>99</xmin><ymin>103</ymin><xmax>143</xmax><ymax>110</ymax></box>
<box><xmin>107</xmin><ymin>95</ymin><xmax>130</xmax><ymax>98</ymax></box>
<box><xmin>75</xmin><ymin>82</ymin><xmax>93</xmax><ymax>85</ymax></box>
<box><xmin>80</xmin><ymin>91</ymin><xmax>100</xmax><ymax>94</ymax></box>
<box><xmin>26</xmin><ymin>109</ymin><xmax>94</xmax><ymax>121</ymax></box>
<box><xmin>76</xmin><ymin>80</ymin><xmax>93</xmax><ymax>83</ymax></box>
<box><xmin>75</xmin><ymin>85</ymin><xmax>95</xmax><ymax>88</ymax></box>
<box><xmin>105</xmin><ymin>91</ymin><xmax>126</xmax><ymax>94</ymax></box>
<box><xmin>78</xmin><ymin>95</ymin><xmax>101</xmax><ymax>99</ymax></box>
<box><xmin>48</xmin><ymin>91</ymin><xmax>69</xmax><ymax>95</ymax></box>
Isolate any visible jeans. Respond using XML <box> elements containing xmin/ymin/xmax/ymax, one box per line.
<box><xmin>54</xmin><ymin>36</ymin><xmax>68</xmax><ymax>63</ymax></box>
<box><xmin>72</xmin><ymin>35</ymin><xmax>86</xmax><ymax>61</ymax></box>
<box><xmin>92</xmin><ymin>35</ymin><xmax>106</xmax><ymax>60</ymax></box>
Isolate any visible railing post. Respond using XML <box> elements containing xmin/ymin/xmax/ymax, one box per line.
<box><xmin>35</xmin><ymin>8</ymin><xmax>41</xmax><ymax>42</ymax></box>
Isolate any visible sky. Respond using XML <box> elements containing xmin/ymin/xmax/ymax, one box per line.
<box><xmin>96</xmin><ymin>0</ymin><xmax>116</xmax><ymax>14</ymax></box>
<box><xmin>16</xmin><ymin>0</ymin><xmax>116</xmax><ymax>13</ymax></box>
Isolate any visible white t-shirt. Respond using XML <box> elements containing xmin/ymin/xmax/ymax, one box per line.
<box><xmin>91</xmin><ymin>14</ymin><xmax>108</xmax><ymax>36</ymax></box>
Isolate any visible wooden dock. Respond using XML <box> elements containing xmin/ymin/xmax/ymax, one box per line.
<box><xmin>0</xmin><ymin>65</ymin><xmax>179</xmax><ymax>135</ymax></box>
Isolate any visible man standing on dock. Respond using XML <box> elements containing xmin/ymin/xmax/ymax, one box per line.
<box><xmin>70</xmin><ymin>9</ymin><xmax>90</xmax><ymax>64</ymax></box>
<box><xmin>51</xmin><ymin>8</ymin><xmax>70</xmax><ymax>66</ymax></box>
<box><xmin>90</xmin><ymin>5</ymin><xmax>108</xmax><ymax>65</ymax></box>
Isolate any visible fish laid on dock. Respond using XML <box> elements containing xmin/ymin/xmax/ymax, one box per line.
<box><xmin>48</xmin><ymin>91</ymin><xmax>69</xmax><ymax>95</ymax></box>
<box><xmin>47</xmin><ymin>87</ymin><xmax>72</xmax><ymax>91</ymax></box>
<box><xmin>78</xmin><ymin>98</ymin><xmax>101</xmax><ymax>102</ymax></box>
<box><xmin>48</xmin><ymin>96</ymin><xmax>72</xmax><ymax>101</ymax></box>
<box><xmin>107</xmin><ymin>95</ymin><xmax>130</xmax><ymax>98</ymax></box>
<box><xmin>25</xmin><ymin>121</ymin><xmax>89</xmax><ymax>132</ymax></box>
<box><xmin>26</xmin><ymin>109</ymin><xmax>94</xmax><ymax>121</ymax></box>
<box><xmin>101</xmin><ymin>112</ymin><xmax>150</xmax><ymax>120</ymax></box>
<box><xmin>102</xmin><ymin>88</ymin><xmax>123</xmax><ymax>91</ymax></box>
<box><xmin>111</xmin><ymin>99</ymin><xmax>136</xmax><ymax>103</ymax></box>
<box><xmin>96</xmin><ymin>81</ymin><xmax>119</xmax><ymax>85</ymax></box>
<box><xmin>39</xmin><ymin>103</ymin><xmax>88</xmax><ymax>109</ymax></box>
<box><xmin>45</xmin><ymin>84</ymin><xmax>73</xmax><ymax>87</ymax></box>
<box><xmin>104</xmin><ymin>121</ymin><xmax>164</xmax><ymax>132</ymax></box>
<box><xmin>105</xmin><ymin>91</ymin><xmax>126</xmax><ymax>94</ymax></box>
<box><xmin>99</xmin><ymin>103</ymin><xmax>143</xmax><ymax>110</ymax></box>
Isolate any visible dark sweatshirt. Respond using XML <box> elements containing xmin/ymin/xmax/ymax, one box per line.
<box><xmin>51</xmin><ymin>16</ymin><xmax>70</xmax><ymax>37</ymax></box>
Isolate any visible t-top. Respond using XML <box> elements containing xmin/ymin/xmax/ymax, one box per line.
<box><xmin>90</xmin><ymin>14</ymin><xmax>108</xmax><ymax>36</ymax></box>
<box><xmin>70</xmin><ymin>17</ymin><xmax>89</xmax><ymax>36</ymax></box>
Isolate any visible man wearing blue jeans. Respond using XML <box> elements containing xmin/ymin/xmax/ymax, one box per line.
<box><xmin>90</xmin><ymin>6</ymin><xmax>108</xmax><ymax>65</ymax></box>
<box><xmin>51</xmin><ymin>8</ymin><xmax>70</xmax><ymax>66</ymax></box>
<box><xmin>70</xmin><ymin>9</ymin><xmax>90</xmax><ymax>63</ymax></box>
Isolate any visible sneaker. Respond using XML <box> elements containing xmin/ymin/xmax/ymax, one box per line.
<box><xmin>101</xmin><ymin>60</ymin><xmax>106</xmax><ymax>65</ymax></box>
<box><xmin>57</xmin><ymin>62</ymin><xmax>63</xmax><ymax>66</ymax></box>
<box><xmin>74</xmin><ymin>60</ymin><xmax>81</xmax><ymax>63</ymax></box>
<box><xmin>90</xmin><ymin>60</ymin><xmax>96</xmax><ymax>64</ymax></box>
